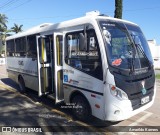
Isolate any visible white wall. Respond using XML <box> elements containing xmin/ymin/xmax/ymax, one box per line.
<box><xmin>148</xmin><ymin>40</ymin><xmax>160</xmax><ymax>69</ymax></box>
<box><xmin>153</xmin><ymin>46</ymin><xmax>160</xmax><ymax>69</ymax></box>
<box><xmin>0</xmin><ymin>58</ymin><xmax>5</xmax><ymax>65</ymax></box>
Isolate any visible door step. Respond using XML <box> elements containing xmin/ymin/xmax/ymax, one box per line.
<box><xmin>47</xmin><ymin>94</ymin><xmax>55</xmax><ymax>100</ymax></box>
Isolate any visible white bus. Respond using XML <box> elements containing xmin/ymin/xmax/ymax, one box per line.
<box><xmin>6</xmin><ymin>11</ymin><xmax>156</xmax><ymax>121</ymax></box>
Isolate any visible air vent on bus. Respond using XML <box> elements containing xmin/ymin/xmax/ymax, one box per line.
<box><xmin>86</xmin><ymin>10</ymin><xmax>100</xmax><ymax>16</ymax></box>
<box><xmin>85</xmin><ymin>10</ymin><xmax>109</xmax><ymax>17</ymax></box>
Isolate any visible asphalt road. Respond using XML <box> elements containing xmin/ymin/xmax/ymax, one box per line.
<box><xmin>0</xmin><ymin>65</ymin><xmax>160</xmax><ymax>135</ymax></box>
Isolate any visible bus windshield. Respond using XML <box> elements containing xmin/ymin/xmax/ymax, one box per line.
<box><xmin>98</xmin><ymin>20</ymin><xmax>153</xmax><ymax>74</ymax></box>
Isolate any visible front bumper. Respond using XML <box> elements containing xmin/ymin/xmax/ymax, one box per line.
<box><xmin>104</xmin><ymin>85</ymin><xmax>156</xmax><ymax>122</ymax></box>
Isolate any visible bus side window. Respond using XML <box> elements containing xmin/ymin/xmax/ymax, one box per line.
<box><xmin>15</xmin><ymin>37</ymin><xmax>27</xmax><ymax>57</ymax></box>
<box><xmin>6</xmin><ymin>40</ymin><xmax>15</xmax><ymax>57</ymax></box>
<box><xmin>65</xmin><ymin>28</ymin><xmax>103</xmax><ymax>80</ymax></box>
<box><xmin>27</xmin><ymin>35</ymin><xmax>37</xmax><ymax>58</ymax></box>
<box><xmin>66</xmin><ymin>32</ymin><xmax>83</xmax><ymax>68</ymax></box>
<box><xmin>86</xmin><ymin>29</ymin><xmax>103</xmax><ymax>80</ymax></box>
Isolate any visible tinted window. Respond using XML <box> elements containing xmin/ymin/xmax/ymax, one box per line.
<box><xmin>15</xmin><ymin>37</ymin><xmax>26</xmax><ymax>56</ymax></box>
<box><xmin>27</xmin><ymin>35</ymin><xmax>37</xmax><ymax>58</ymax></box>
<box><xmin>66</xmin><ymin>28</ymin><xmax>103</xmax><ymax>80</ymax></box>
<box><xmin>56</xmin><ymin>35</ymin><xmax>63</xmax><ymax>66</ymax></box>
<box><xmin>6</xmin><ymin>40</ymin><xmax>15</xmax><ymax>56</ymax></box>
<box><xmin>99</xmin><ymin>20</ymin><xmax>153</xmax><ymax>71</ymax></box>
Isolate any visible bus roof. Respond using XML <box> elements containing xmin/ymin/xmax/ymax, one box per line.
<box><xmin>6</xmin><ymin>11</ymin><xmax>138</xmax><ymax>40</ymax></box>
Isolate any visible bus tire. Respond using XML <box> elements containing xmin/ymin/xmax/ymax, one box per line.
<box><xmin>18</xmin><ymin>76</ymin><xmax>26</xmax><ymax>93</ymax></box>
<box><xmin>71</xmin><ymin>95</ymin><xmax>91</xmax><ymax>121</ymax></box>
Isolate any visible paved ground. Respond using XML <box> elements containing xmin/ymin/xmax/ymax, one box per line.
<box><xmin>0</xmin><ymin>65</ymin><xmax>160</xmax><ymax>135</ymax></box>
<box><xmin>0</xmin><ymin>65</ymin><xmax>111</xmax><ymax>135</ymax></box>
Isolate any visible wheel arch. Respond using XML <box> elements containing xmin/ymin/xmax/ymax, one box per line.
<box><xmin>69</xmin><ymin>90</ymin><xmax>92</xmax><ymax>114</ymax></box>
<box><xmin>18</xmin><ymin>74</ymin><xmax>23</xmax><ymax>81</ymax></box>
<box><xmin>17</xmin><ymin>74</ymin><xmax>26</xmax><ymax>92</ymax></box>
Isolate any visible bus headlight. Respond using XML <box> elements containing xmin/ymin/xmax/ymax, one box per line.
<box><xmin>109</xmin><ymin>85</ymin><xmax>128</xmax><ymax>100</ymax></box>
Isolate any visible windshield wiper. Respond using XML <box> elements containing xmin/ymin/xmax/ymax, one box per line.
<box><xmin>123</xmin><ymin>33</ymin><xmax>136</xmax><ymax>75</ymax></box>
<box><xmin>114</xmin><ymin>22</ymin><xmax>136</xmax><ymax>75</ymax></box>
<box><xmin>129</xmin><ymin>43</ymin><xmax>136</xmax><ymax>75</ymax></box>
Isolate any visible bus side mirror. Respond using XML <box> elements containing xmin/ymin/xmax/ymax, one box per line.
<box><xmin>79</xmin><ymin>33</ymin><xmax>87</xmax><ymax>51</ymax></box>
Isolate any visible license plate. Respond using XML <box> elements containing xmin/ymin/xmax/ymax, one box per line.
<box><xmin>141</xmin><ymin>96</ymin><xmax>149</xmax><ymax>105</ymax></box>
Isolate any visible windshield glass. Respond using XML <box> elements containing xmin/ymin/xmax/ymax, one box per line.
<box><xmin>98</xmin><ymin>20</ymin><xmax>153</xmax><ymax>73</ymax></box>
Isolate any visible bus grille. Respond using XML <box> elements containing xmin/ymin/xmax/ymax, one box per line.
<box><xmin>129</xmin><ymin>86</ymin><xmax>154</xmax><ymax>99</ymax></box>
<box><xmin>130</xmin><ymin>87</ymin><xmax>154</xmax><ymax>110</ymax></box>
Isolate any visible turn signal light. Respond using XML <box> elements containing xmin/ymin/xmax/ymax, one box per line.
<box><xmin>95</xmin><ymin>104</ymin><xmax>100</xmax><ymax>108</ymax></box>
<box><xmin>111</xmin><ymin>85</ymin><xmax>116</xmax><ymax>91</ymax></box>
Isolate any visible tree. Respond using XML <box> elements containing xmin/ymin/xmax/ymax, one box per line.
<box><xmin>0</xmin><ymin>13</ymin><xmax>8</xmax><ymax>40</ymax></box>
<box><xmin>114</xmin><ymin>0</ymin><xmax>123</xmax><ymax>19</ymax></box>
<box><xmin>0</xmin><ymin>14</ymin><xmax>13</xmax><ymax>56</ymax></box>
<box><xmin>11</xmin><ymin>23</ymin><xmax>23</xmax><ymax>33</ymax></box>
<box><xmin>0</xmin><ymin>14</ymin><xmax>8</xmax><ymax>29</ymax></box>
<box><xmin>0</xmin><ymin>14</ymin><xmax>8</xmax><ymax>45</ymax></box>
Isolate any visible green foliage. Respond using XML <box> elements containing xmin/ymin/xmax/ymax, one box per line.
<box><xmin>0</xmin><ymin>44</ymin><xmax>5</xmax><ymax>54</ymax></box>
<box><xmin>0</xmin><ymin>13</ymin><xmax>24</xmax><ymax>55</ymax></box>
<box><xmin>11</xmin><ymin>23</ymin><xmax>23</xmax><ymax>34</ymax></box>
<box><xmin>156</xmin><ymin>74</ymin><xmax>160</xmax><ymax>79</ymax></box>
<box><xmin>0</xmin><ymin>13</ymin><xmax>8</xmax><ymax>54</ymax></box>
<box><xmin>0</xmin><ymin>13</ymin><xmax>15</xmax><ymax>54</ymax></box>
<box><xmin>0</xmin><ymin>14</ymin><xmax>8</xmax><ymax>29</ymax></box>
<box><xmin>0</xmin><ymin>13</ymin><xmax>8</xmax><ymax>39</ymax></box>
<box><xmin>114</xmin><ymin>0</ymin><xmax>123</xmax><ymax>19</ymax></box>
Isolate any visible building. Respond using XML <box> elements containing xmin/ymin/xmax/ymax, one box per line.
<box><xmin>148</xmin><ymin>39</ymin><xmax>160</xmax><ymax>69</ymax></box>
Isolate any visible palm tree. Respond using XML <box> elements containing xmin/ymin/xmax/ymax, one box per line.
<box><xmin>11</xmin><ymin>23</ymin><xmax>23</xmax><ymax>33</ymax></box>
<box><xmin>114</xmin><ymin>0</ymin><xmax>123</xmax><ymax>19</ymax></box>
<box><xmin>0</xmin><ymin>13</ymin><xmax>8</xmax><ymax>55</ymax></box>
<box><xmin>0</xmin><ymin>13</ymin><xmax>8</xmax><ymax>39</ymax></box>
<box><xmin>0</xmin><ymin>14</ymin><xmax>8</xmax><ymax>29</ymax></box>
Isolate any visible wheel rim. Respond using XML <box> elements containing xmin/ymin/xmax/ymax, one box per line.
<box><xmin>75</xmin><ymin>103</ymin><xmax>84</xmax><ymax>116</ymax></box>
<box><xmin>72</xmin><ymin>97</ymin><xmax>90</xmax><ymax>120</ymax></box>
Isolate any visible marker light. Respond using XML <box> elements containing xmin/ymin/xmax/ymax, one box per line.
<box><xmin>110</xmin><ymin>86</ymin><xmax>118</xmax><ymax>96</ymax></box>
<box><xmin>95</xmin><ymin>104</ymin><xmax>100</xmax><ymax>108</ymax></box>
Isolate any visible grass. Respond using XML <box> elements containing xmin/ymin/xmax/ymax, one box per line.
<box><xmin>156</xmin><ymin>74</ymin><xmax>160</xmax><ymax>79</ymax></box>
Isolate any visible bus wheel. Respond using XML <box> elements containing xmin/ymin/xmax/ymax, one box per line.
<box><xmin>72</xmin><ymin>95</ymin><xmax>91</xmax><ymax>121</ymax></box>
<box><xmin>18</xmin><ymin>76</ymin><xmax>26</xmax><ymax>93</ymax></box>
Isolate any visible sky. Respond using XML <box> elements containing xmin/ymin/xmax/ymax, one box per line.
<box><xmin>0</xmin><ymin>0</ymin><xmax>160</xmax><ymax>44</ymax></box>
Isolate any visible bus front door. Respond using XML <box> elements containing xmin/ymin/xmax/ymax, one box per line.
<box><xmin>54</xmin><ymin>33</ymin><xmax>64</xmax><ymax>103</ymax></box>
<box><xmin>36</xmin><ymin>35</ymin><xmax>53</xmax><ymax>96</ymax></box>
